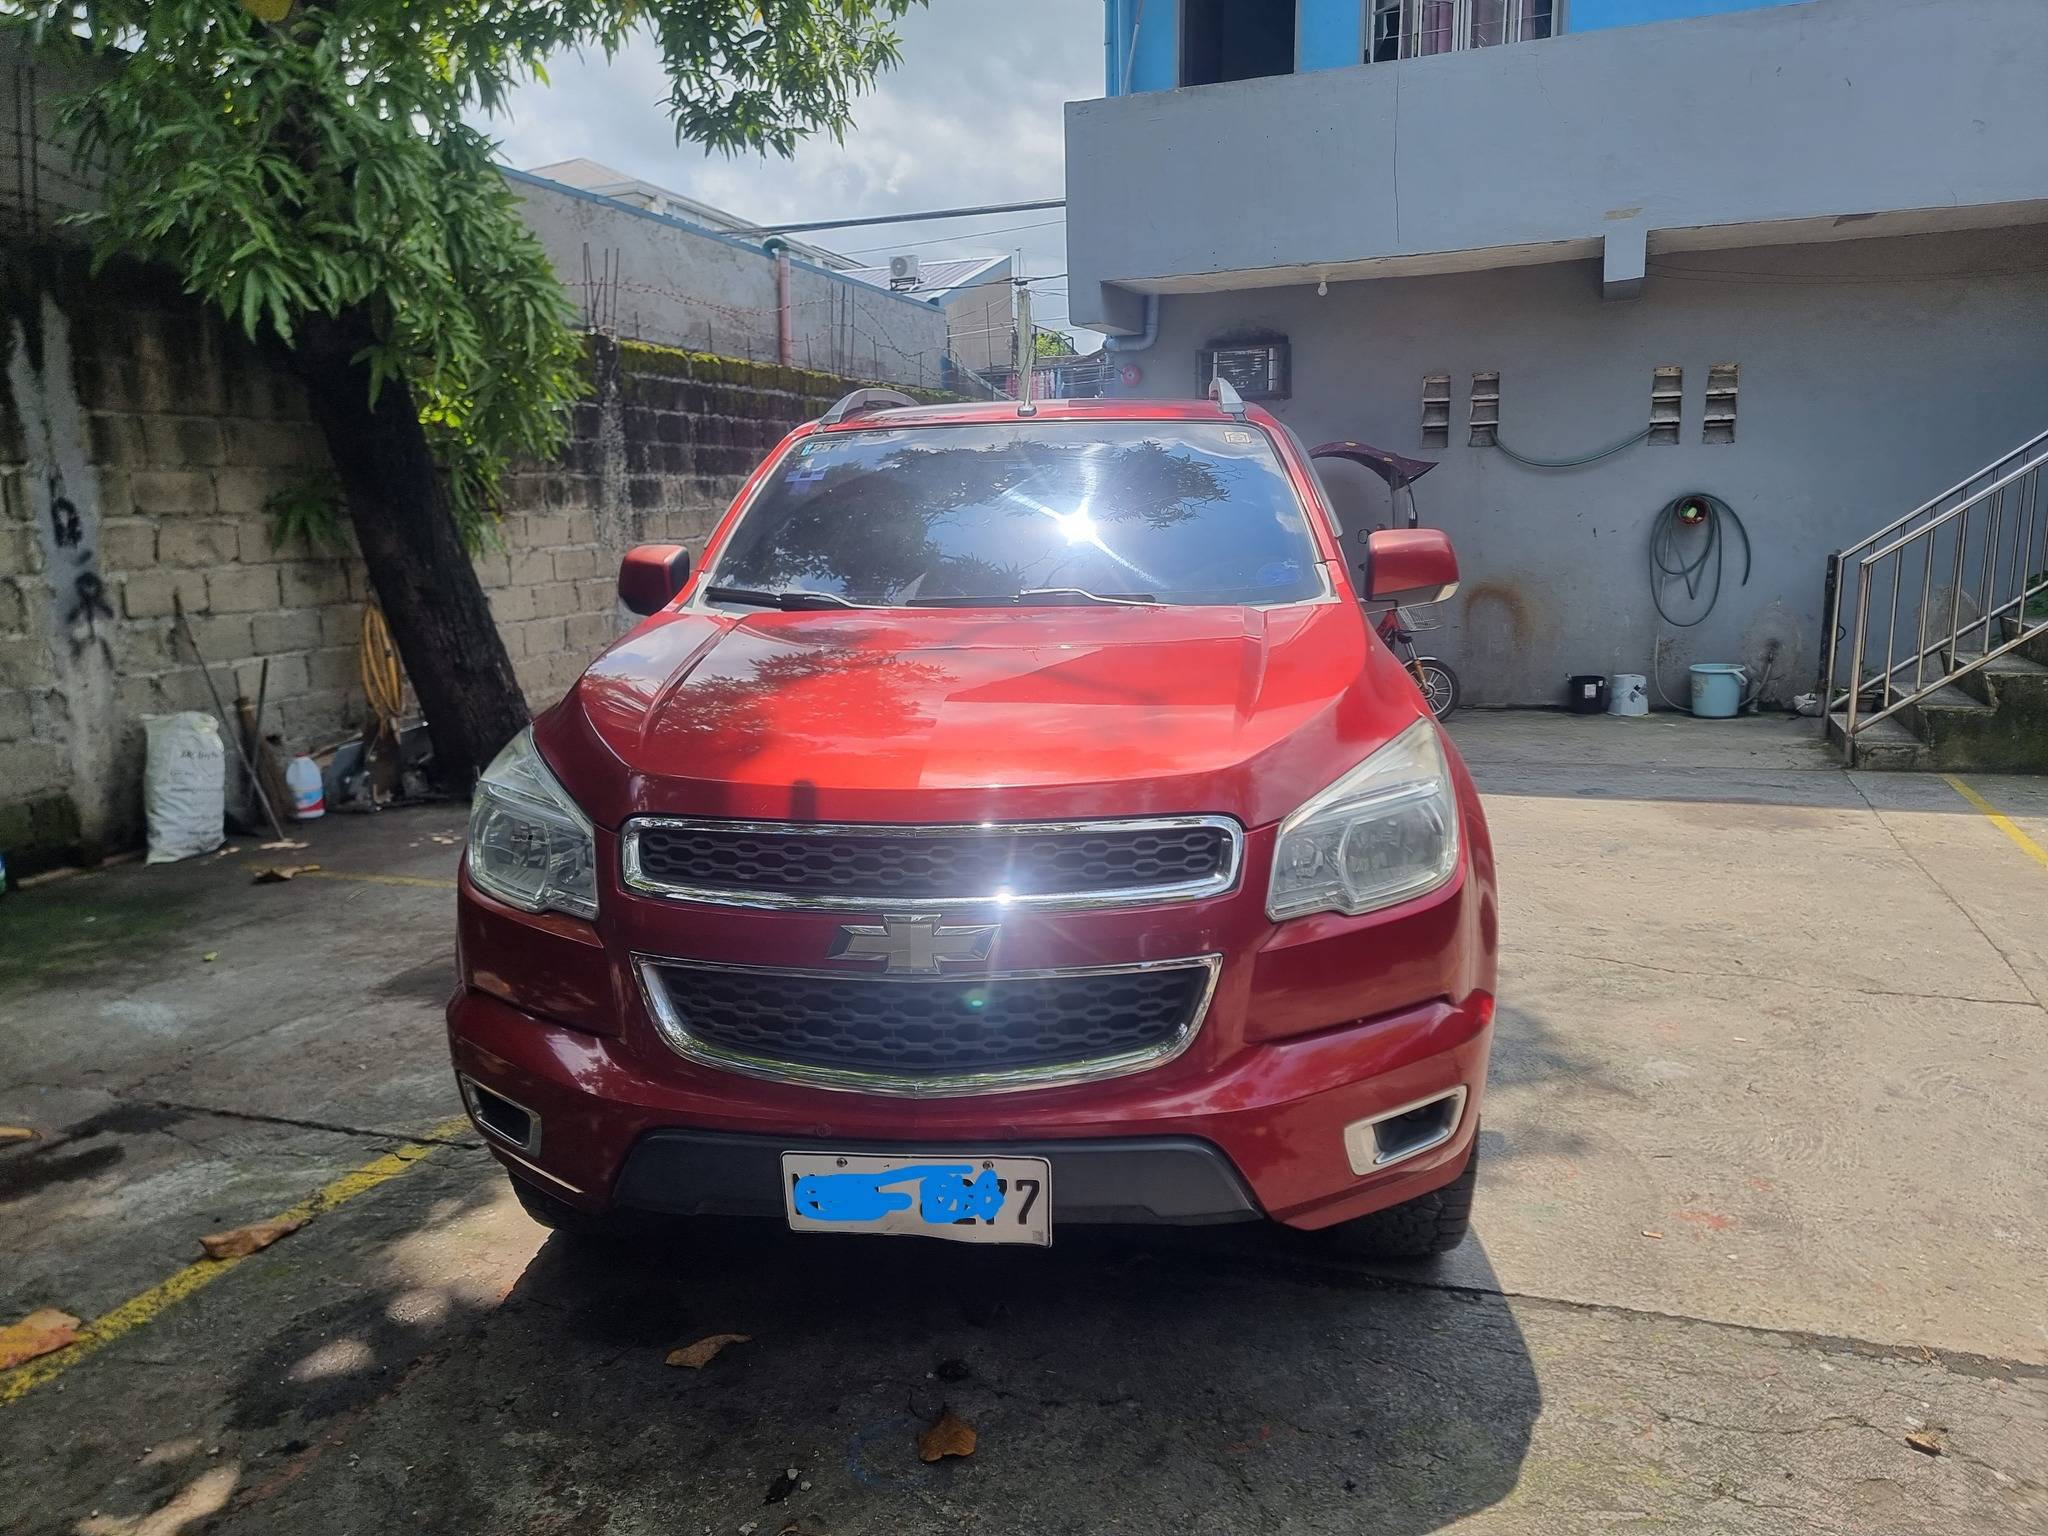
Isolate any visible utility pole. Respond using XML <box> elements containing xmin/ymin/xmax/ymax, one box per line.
<box><xmin>1014</xmin><ymin>281</ymin><xmax>1035</xmax><ymax>417</ymax></box>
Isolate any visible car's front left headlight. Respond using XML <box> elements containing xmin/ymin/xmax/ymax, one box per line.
<box><xmin>1266</xmin><ymin>718</ymin><xmax>1460</xmax><ymax>921</ymax></box>
<box><xmin>467</xmin><ymin>726</ymin><xmax>599</xmax><ymax>920</ymax></box>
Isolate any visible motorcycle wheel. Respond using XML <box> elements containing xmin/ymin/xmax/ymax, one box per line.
<box><xmin>1412</xmin><ymin>658</ymin><xmax>1461</xmax><ymax>720</ymax></box>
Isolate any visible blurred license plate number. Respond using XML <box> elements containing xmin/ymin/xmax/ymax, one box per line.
<box><xmin>782</xmin><ymin>1152</ymin><xmax>1051</xmax><ymax>1246</ymax></box>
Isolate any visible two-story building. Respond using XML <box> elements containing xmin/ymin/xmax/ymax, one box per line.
<box><xmin>1067</xmin><ymin>0</ymin><xmax>2048</xmax><ymax>709</ymax></box>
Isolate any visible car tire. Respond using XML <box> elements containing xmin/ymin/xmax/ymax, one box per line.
<box><xmin>507</xmin><ymin>1172</ymin><xmax>618</xmax><ymax>1239</ymax></box>
<box><xmin>1316</xmin><ymin>1142</ymin><xmax>1478</xmax><ymax>1259</ymax></box>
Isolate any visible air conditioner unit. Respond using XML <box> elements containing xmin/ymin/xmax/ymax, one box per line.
<box><xmin>888</xmin><ymin>254</ymin><xmax>922</xmax><ymax>289</ymax></box>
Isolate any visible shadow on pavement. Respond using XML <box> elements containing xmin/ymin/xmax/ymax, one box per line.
<box><xmin>207</xmin><ymin>1205</ymin><xmax>1541</xmax><ymax>1536</ymax></box>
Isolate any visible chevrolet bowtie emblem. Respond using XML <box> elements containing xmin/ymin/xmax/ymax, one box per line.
<box><xmin>829</xmin><ymin>914</ymin><xmax>998</xmax><ymax>974</ymax></box>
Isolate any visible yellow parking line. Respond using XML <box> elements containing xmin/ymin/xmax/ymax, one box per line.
<box><xmin>1944</xmin><ymin>775</ymin><xmax>2048</xmax><ymax>872</ymax></box>
<box><xmin>0</xmin><ymin>1115</ymin><xmax>473</xmax><ymax>1406</ymax></box>
<box><xmin>301</xmin><ymin>871</ymin><xmax>458</xmax><ymax>890</ymax></box>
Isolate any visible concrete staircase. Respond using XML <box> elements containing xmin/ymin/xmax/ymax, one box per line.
<box><xmin>1829</xmin><ymin>618</ymin><xmax>2048</xmax><ymax>770</ymax></box>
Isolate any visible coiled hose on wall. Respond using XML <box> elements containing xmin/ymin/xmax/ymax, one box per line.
<box><xmin>1649</xmin><ymin>492</ymin><xmax>1758</xmax><ymax>712</ymax></box>
<box><xmin>1649</xmin><ymin>492</ymin><xmax>1750</xmax><ymax>628</ymax></box>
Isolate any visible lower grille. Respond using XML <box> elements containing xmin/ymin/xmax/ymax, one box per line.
<box><xmin>637</xmin><ymin>956</ymin><xmax>1220</xmax><ymax>1096</ymax></box>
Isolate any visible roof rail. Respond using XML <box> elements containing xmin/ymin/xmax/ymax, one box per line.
<box><xmin>818</xmin><ymin>386</ymin><xmax>920</xmax><ymax>427</ymax></box>
<box><xmin>1208</xmin><ymin>375</ymin><xmax>1248</xmax><ymax>419</ymax></box>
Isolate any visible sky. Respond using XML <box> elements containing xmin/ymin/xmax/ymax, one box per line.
<box><xmin>476</xmin><ymin>0</ymin><xmax>1102</xmax><ymax>344</ymax></box>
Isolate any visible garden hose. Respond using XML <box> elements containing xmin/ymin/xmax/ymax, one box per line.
<box><xmin>1648</xmin><ymin>492</ymin><xmax>1750</xmax><ymax>628</ymax></box>
<box><xmin>360</xmin><ymin>602</ymin><xmax>406</xmax><ymax>732</ymax></box>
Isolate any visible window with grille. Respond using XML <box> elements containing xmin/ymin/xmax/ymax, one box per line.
<box><xmin>1370</xmin><ymin>0</ymin><xmax>1555</xmax><ymax>63</ymax></box>
<box><xmin>1468</xmin><ymin>372</ymin><xmax>1500</xmax><ymax>448</ymax></box>
<box><xmin>1421</xmin><ymin>374</ymin><xmax>1451</xmax><ymax>449</ymax></box>
<box><xmin>1650</xmin><ymin>365</ymin><xmax>1682</xmax><ymax>446</ymax></box>
<box><xmin>1198</xmin><ymin>339</ymin><xmax>1291</xmax><ymax>401</ymax></box>
<box><xmin>1703</xmin><ymin>363</ymin><xmax>1738</xmax><ymax>444</ymax></box>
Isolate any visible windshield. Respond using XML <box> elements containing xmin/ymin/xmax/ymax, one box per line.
<box><xmin>705</xmin><ymin>420</ymin><xmax>1328</xmax><ymax>608</ymax></box>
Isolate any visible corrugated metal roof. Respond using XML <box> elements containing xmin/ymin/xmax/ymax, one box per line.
<box><xmin>843</xmin><ymin>253</ymin><xmax>1012</xmax><ymax>298</ymax></box>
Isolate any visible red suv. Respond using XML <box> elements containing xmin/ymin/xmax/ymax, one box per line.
<box><xmin>447</xmin><ymin>386</ymin><xmax>1497</xmax><ymax>1258</ymax></box>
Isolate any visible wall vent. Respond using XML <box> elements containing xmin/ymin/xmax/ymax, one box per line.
<box><xmin>1703</xmin><ymin>363</ymin><xmax>1738</xmax><ymax>444</ymax></box>
<box><xmin>1650</xmin><ymin>365</ymin><xmax>1683</xmax><ymax>445</ymax></box>
<box><xmin>1468</xmin><ymin>372</ymin><xmax>1500</xmax><ymax>448</ymax></box>
<box><xmin>1421</xmin><ymin>374</ymin><xmax>1451</xmax><ymax>449</ymax></box>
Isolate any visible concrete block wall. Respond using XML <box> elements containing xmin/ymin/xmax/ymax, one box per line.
<box><xmin>0</xmin><ymin>245</ymin><xmax>948</xmax><ymax>873</ymax></box>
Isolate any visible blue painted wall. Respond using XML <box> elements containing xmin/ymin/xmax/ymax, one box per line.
<box><xmin>1105</xmin><ymin>0</ymin><xmax>1814</xmax><ymax>96</ymax></box>
<box><xmin>1572</xmin><ymin>0</ymin><xmax>1806</xmax><ymax>30</ymax></box>
<box><xmin>1298</xmin><ymin>0</ymin><xmax>1365</xmax><ymax>73</ymax></box>
<box><xmin>1104</xmin><ymin>0</ymin><xmax>1178</xmax><ymax>96</ymax></box>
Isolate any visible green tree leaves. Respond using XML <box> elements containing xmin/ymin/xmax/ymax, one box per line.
<box><xmin>6</xmin><ymin>0</ymin><xmax>919</xmax><ymax>545</ymax></box>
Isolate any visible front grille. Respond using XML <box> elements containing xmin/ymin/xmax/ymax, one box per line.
<box><xmin>638</xmin><ymin>957</ymin><xmax>1218</xmax><ymax>1094</ymax></box>
<box><xmin>621</xmin><ymin>817</ymin><xmax>1241</xmax><ymax>912</ymax></box>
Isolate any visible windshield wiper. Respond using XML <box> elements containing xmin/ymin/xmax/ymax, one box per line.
<box><xmin>906</xmin><ymin>587</ymin><xmax>1160</xmax><ymax>609</ymax></box>
<box><xmin>1013</xmin><ymin>587</ymin><xmax>1159</xmax><ymax>607</ymax></box>
<box><xmin>703</xmin><ymin>585</ymin><xmax>870</xmax><ymax>611</ymax></box>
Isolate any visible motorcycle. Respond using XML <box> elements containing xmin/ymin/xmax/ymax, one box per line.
<box><xmin>1308</xmin><ymin>439</ymin><xmax>1462</xmax><ymax>721</ymax></box>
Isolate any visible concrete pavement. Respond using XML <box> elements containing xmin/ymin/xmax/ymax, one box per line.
<box><xmin>1</xmin><ymin>712</ymin><xmax>2042</xmax><ymax>1535</ymax></box>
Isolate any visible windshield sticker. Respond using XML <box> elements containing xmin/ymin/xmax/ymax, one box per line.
<box><xmin>785</xmin><ymin>463</ymin><xmax>828</xmax><ymax>486</ymax></box>
<box><xmin>1224</xmin><ymin>429</ymin><xmax>1254</xmax><ymax>444</ymax></box>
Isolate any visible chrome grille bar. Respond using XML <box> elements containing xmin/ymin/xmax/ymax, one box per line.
<box><xmin>619</xmin><ymin>815</ymin><xmax>1244</xmax><ymax>913</ymax></box>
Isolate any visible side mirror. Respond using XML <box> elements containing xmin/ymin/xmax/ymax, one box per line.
<box><xmin>618</xmin><ymin>544</ymin><xmax>691</xmax><ymax>616</ymax></box>
<box><xmin>1363</xmin><ymin>528</ymin><xmax>1459</xmax><ymax>605</ymax></box>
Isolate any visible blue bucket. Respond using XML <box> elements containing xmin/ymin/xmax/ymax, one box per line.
<box><xmin>1689</xmin><ymin>663</ymin><xmax>1747</xmax><ymax>718</ymax></box>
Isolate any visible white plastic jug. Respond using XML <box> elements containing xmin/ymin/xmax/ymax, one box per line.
<box><xmin>286</xmin><ymin>754</ymin><xmax>325</xmax><ymax>820</ymax></box>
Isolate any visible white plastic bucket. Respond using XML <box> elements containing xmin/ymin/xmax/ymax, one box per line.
<box><xmin>1608</xmin><ymin>673</ymin><xmax>1649</xmax><ymax>717</ymax></box>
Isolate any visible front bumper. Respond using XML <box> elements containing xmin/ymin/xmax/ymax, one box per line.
<box><xmin>446</xmin><ymin>983</ymin><xmax>1492</xmax><ymax>1232</ymax></box>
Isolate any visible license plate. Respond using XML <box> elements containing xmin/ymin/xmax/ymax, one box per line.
<box><xmin>781</xmin><ymin>1152</ymin><xmax>1051</xmax><ymax>1247</ymax></box>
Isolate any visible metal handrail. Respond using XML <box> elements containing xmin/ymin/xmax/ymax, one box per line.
<box><xmin>1828</xmin><ymin>433</ymin><xmax>2048</xmax><ymax>764</ymax></box>
<box><xmin>1840</xmin><ymin>427</ymin><xmax>2048</xmax><ymax>564</ymax></box>
<box><xmin>1822</xmin><ymin>428</ymin><xmax>2048</xmax><ymax>716</ymax></box>
<box><xmin>1850</xmin><ymin>575</ymin><xmax>2048</xmax><ymax>735</ymax></box>
<box><xmin>1858</xmin><ymin>448</ymin><xmax>2048</xmax><ymax>568</ymax></box>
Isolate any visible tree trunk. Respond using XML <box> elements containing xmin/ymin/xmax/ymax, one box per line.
<box><xmin>289</xmin><ymin>306</ymin><xmax>530</xmax><ymax>789</ymax></box>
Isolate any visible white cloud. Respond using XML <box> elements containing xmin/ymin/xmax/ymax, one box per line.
<box><xmin>475</xmin><ymin>0</ymin><xmax>1101</xmax><ymax>343</ymax></box>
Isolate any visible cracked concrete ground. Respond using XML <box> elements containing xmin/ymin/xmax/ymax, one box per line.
<box><xmin>2</xmin><ymin>712</ymin><xmax>2044</xmax><ymax>1534</ymax></box>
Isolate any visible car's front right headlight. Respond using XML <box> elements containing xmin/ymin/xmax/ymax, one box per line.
<box><xmin>1265</xmin><ymin>718</ymin><xmax>1460</xmax><ymax>921</ymax></box>
<box><xmin>467</xmin><ymin>726</ymin><xmax>599</xmax><ymax>920</ymax></box>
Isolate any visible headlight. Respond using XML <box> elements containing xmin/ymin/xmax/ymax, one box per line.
<box><xmin>1266</xmin><ymin>719</ymin><xmax>1459</xmax><ymax>921</ymax></box>
<box><xmin>467</xmin><ymin>726</ymin><xmax>599</xmax><ymax>920</ymax></box>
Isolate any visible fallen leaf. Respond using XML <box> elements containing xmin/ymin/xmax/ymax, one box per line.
<box><xmin>0</xmin><ymin>1126</ymin><xmax>36</xmax><ymax>1144</ymax></box>
<box><xmin>0</xmin><ymin>1308</ymin><xmax>81</xmax><ymax>1369</ymax></box>
<box><xmin>261</xmin><ymin>839</ymin><xmax>310</xmax><ymax>851</ymax></box>
<box><xmin>1906</xmin><ymin>1430</ymin><xmax>1945</xmax><ymax>1457</ymax></box>
<box><xmin>664</xmin><ymin>1333</ymin><xmax>750</xmax><ymax>1369</ymax></box>
<box><xmin>430</xmin><ymin>834</ymin><xmax>458</xmax><ymax>845</ymax></box>
<box><xmin>199</xmin><ymin>1216</ymin><xmax>306</xmax><ymax>1260</ymax></box>
<box><xmin>1641</xmin><ymin>1229</ymin><xmax>1664</xmax><ymax>1240</ymax></box>
<box><xmin>202</xmin><ymin>952</ymin><xmax>219</xmax><ymax>963</ymax></box>
<box><xmin>918</xmin><ymin>1407</ymin><xmax>977</xmax><ymax>1463</ymax></box>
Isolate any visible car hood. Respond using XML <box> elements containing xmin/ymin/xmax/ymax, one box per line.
<box><xmin>542</xmin><ymin>602</ymin><xmax>1426</xmax><ymax>829</ymax></box>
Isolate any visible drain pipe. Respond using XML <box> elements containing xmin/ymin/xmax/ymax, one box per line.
<box><xmin>1102</xmin><ymin>293</ymin><xmax>1158</xmax><ymax>394</ymax></box>
<box><xmin>1103</xmin><ymin>294</ymin><xmax>1159</xmax><ymax>355</ymax></box>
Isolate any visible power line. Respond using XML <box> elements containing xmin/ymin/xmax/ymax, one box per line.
<box><xmin>744</xmin><ymin>197</ymin><xmax>1065</xmax><ymax>237</ymax></box>
<box><xmin>842</xmin><ymin>217</ymin><xmax>1065</xmax><ymax>257</ymax></box>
